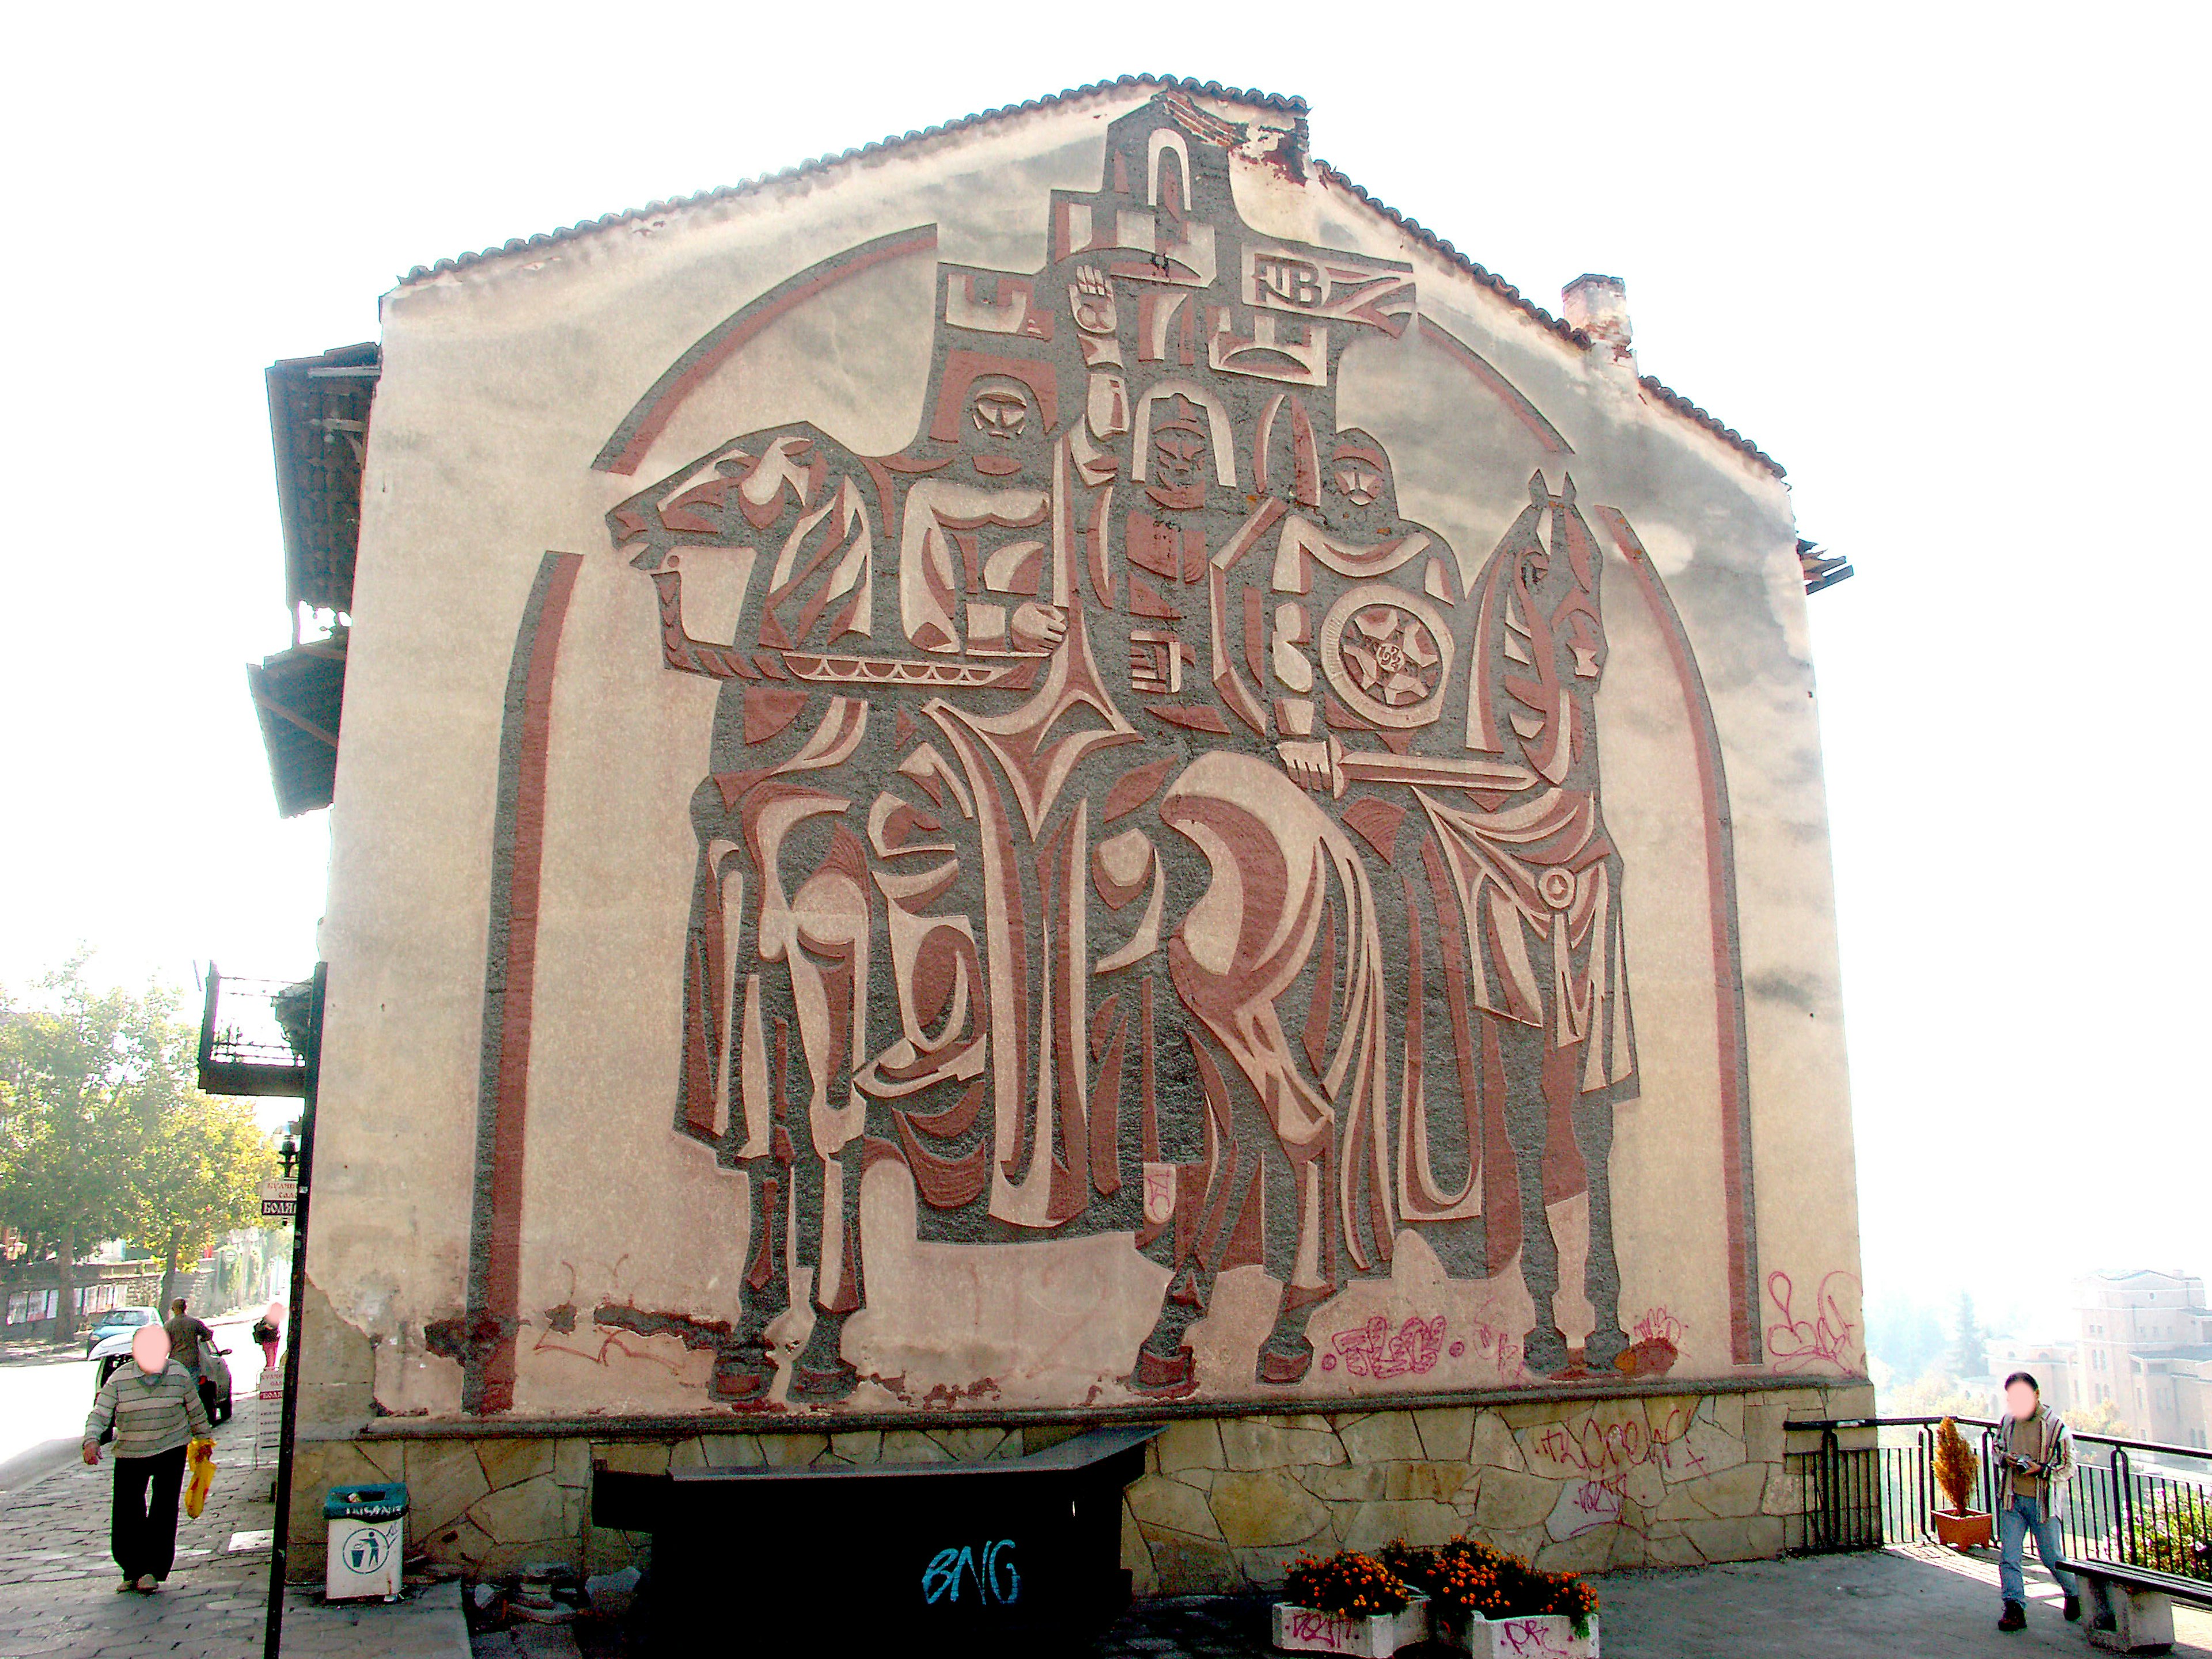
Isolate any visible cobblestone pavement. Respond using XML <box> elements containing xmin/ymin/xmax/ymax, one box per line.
<box><xmin>0</xmin><ymin>1386</ymin><xmax>277</xmax><ymax>1658</ymax></box>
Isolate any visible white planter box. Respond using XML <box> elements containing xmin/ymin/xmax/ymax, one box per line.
<box><xmin>1272</xmin><ymin>1596</ymin><xmax>1430</xmax><ymax>1654</ymax></box>
<box><xmin>1456</xmin><ymin>1611</ymin><xmax>1600</xmax><ymax>1657</ymax></box>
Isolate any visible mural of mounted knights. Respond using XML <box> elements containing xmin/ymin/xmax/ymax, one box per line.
<box><xmin>313</xmin><ymin>82</ymin><xmax>1862</xmax><ymax>1427</ymax></box>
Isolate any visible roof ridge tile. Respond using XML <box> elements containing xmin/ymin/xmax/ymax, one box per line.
<box><xmin>400</xmin><ymin>74</ymin><xmax>1305</xmax><ymax>284</ymax></box>
<box><xmin>398</xmin><ymin>75</ymin><xmax>1782</xmax><ymax>480</ymax></box>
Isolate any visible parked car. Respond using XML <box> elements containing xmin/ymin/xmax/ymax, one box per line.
<box><xmin>84</xmin><ymin>1305</ymin><xmax>160</xmax><ymax>1358</ymax></box>
<box><xmin>88</xmin><ymin>1328</ymin><xmax>233</xmax><ymax>1425</ymax></box>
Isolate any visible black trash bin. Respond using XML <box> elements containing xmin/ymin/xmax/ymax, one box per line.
<box><xmin>596</xmin><ymin>1424</ymin><xmax>1158</xmax><ymax>1653</ymax></box>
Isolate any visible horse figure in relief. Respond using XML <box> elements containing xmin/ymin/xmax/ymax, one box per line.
<box><xmin>608</xmin><ymin>92</ymin><xmax>1636</xmax><ymax>1403</ymax></box>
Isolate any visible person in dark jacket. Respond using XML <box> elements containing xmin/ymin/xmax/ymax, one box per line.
<box><xmin>163</xmin><ymin>1298</ymin><xmax>217</xmax><ymax>1421</ymax></box>
<box><xmin>84</xmin><ymin>1327</ymin><xmax>214</xmax><ymax>1593</ymax></box>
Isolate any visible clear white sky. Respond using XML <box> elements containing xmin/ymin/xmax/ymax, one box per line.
<box><xmin>1</xmin><ymin>4</ymin><xmax>2203</xmax><ymax>1336</ymax></box>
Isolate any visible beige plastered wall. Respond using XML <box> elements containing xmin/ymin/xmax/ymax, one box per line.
<box><xmin>298</xmin><ymin>82</ymin><xmax>1862</xmax><ymax>1555</ymax></box>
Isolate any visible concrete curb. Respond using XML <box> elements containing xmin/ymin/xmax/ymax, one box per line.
<box><xmin>0</xmin><ymin>1434</ymin><xmax>84</xmax><ymax>1494</ymax></box>
<box><xmin>282</xmin><ymin>1577</ymin><xmax>471</xmax><ymax>1657</ymax></box>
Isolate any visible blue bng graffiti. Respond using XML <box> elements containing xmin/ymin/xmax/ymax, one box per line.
<box><xmin>921</xmin><ymin>1538</ymin><xmax>1020</xmax><ymax>1605</ymax></box>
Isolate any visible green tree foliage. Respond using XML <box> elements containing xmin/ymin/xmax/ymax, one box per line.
<box><xmin>0</xmin><ymin>955</ymin><xmax>278</xmax><ymax>1335</ymax></box>
<box><xmin>0</xmin><ymin>954</ymin><xmax>187</xmax><ymax>1335</ymax></box>
<box><xmin>2134</xmin><ymin>1495</ymin><xmax>2211</xmax><ymax>1583</ymax></box>
<box><xmin>131</xmin><ymin>1091</ymin><xmax>278</xmax><ymax>1309</ymax></box>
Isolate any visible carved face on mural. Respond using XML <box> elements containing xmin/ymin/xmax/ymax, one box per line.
<box><xmin>1145</xmin><ymin>396</ymin><xmax>1212</xmax><ymax>510</ymax></box>
<box><xmin>1332</xmin><ymin>440</ymin><xmax>1385</xmax><ymax>507</ymax></box>
<box><xmin>1320</xmin><ymin>427</ymin><xmax>1402</xmax><ymax>543</ymax></box>
<box><xmin>969</xmin><ymin>384</ymin><xmax>1031</xmax><ymax>441</ymax></box>
<box><xmin>961</xmin><ymin>376</ymin><xmax>1044</xmax><ymax>480</ymax></box>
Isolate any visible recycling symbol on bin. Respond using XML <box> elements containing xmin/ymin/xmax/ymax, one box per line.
<box><xmin>343</xmin><ymin>1526</ymin><xmax>389</xmax><ymax>1575</ymax></box>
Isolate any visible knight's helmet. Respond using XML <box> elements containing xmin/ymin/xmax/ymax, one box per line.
<box><xmin>918</xmin><ymin>261</ymin><xmax>1062</xmax><ymax>491</ymax></box>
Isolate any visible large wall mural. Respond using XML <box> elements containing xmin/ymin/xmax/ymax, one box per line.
<box><xmin>443</xmin><ymin>91</ymin><xmax>1785</xmax><ymax>1418</ymax></box>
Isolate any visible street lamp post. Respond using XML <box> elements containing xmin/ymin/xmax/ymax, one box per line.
<box><xmin>262</xmin><ymin>965</ymin><xmax>324</xmax><ymax>1659</ymax></box>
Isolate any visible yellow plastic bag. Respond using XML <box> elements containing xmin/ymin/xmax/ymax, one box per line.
<box><xmin>184</xmin><ymin>1438</ymin><xmax>217</xmax><ymax>1520</ymax></box>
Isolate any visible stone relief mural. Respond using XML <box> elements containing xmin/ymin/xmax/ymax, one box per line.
<box><xmin>588</xmin><ymin>93</ymin><xmax>1725</xmax><ymax>1411</ymax></box>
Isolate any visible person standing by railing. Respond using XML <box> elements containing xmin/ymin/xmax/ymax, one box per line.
<box><xmin>1995</xmin><ymin>1370</ymin><xmax>2081</xmax><ymax>1632</ymax></box>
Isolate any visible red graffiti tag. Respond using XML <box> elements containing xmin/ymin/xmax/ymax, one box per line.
<box><xmin>1285</xmin><ymin>1608</ymin><xmax>1364</xmax><ymax>1650</ymax></box>
<box><xmin>1326</xmin><ymin>1314</ymin><xmax>1447</xmax><ymax>1379</ymax></box>
<box><xmin>1633</xmin><ymin>1306</ymin><xmax>1684</xmax><ymax>1347</ymax></box>
<box><xmin>1531</xmin><ymin>1415</ymin><xmax>1648</xmax><ymax>1478</ymax></box>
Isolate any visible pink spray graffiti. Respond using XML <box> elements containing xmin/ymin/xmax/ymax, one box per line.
<box><xmin>1315</xmin><ymin>1314</ymin><xmax>1528</xmax><ymax>1383</ymax></box>
<box><xmin>1325</xmin><ymin>1314</ymin><xmax>1449</xmax><ymax>1379</ymax></box>
<box><xmin>1765</xmin><ymin>1269</ymin><xmax>1859</xmax><ymax>1374</ymax></box>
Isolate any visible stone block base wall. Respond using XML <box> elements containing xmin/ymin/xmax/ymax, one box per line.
<box><xmin>1117</xmin><ymin>1384</ymin><xmax>1872</xmax><ymax>1591</ymax></box>
<box><xmin>287</xmin><ymin>1381</ymin><xmax>1871</xmax><ymax>1588</ymax></box>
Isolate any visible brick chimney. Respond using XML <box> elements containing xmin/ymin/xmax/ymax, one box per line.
<box><xmin>1563</xmin><ymin>273</ymin><xmax>1633</xmax><ymax>366</ymax></box>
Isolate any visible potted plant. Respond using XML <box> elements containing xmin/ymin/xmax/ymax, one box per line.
<box><xmin>1274</xmin><ymin>1551</ymin><xmax>1430</xmax><ymax>1656</ymax></box>
<box><xmin>1932</xmin><ymin>1416</ymin><xmax>1992</xmax><ymax>1551</ymax></box>
<box><xmin>1384</xmin><ymin>1537</ymin><xmax>1600</xmax><ymax>1658</ymax></box>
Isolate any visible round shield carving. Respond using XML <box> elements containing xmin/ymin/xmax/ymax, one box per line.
<box><xmin>1539</xmin><ymin>868</ymin><xmax>1578</xmax><ymax>911</ymax></box>
<box><xmin>1317</xmin><ymin>585</ymin><xmax>1455</xmax><ymax>729</ymax></box>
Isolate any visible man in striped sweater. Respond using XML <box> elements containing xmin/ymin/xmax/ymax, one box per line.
<box><xmin>82</xmin><ymin>1328</ymin><xmax>213</xmax><ymax>1593</ymax></box>
<box><xmin>1995</xmin><ymin>1370</ymin><xmax>2081</xmax><ymax>1632</ymax></box>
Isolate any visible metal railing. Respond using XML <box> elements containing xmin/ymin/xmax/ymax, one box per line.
<box><xmin>2071</xmin><ymin>1440</ymin><xmax>2212</xmax><ymax>1582</ymax></box>
<box><xmin>196</xmin><ymin>966</ymin><xmax>312</xmax><ymax>1098</ymax></box>
<box><xmin>1788</xmin><ymin>1415</ymin><xmax>2212</xmax><ymax>1582</ymax></box>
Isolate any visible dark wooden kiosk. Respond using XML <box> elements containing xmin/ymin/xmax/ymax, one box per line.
<box><xmin>592</xmin><ymin>1423</ymin><xmax>1160</xmax><ymax>1651</ymax></box>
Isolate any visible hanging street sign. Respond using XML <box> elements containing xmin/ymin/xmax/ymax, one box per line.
<box><xmin>259</xmin><ymin>1179</ymin><xmax>299</xmax><ymax>1220</ymax></box>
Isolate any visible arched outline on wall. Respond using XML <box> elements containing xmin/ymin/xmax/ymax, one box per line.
<box><xmin>1416</xmin><ymin>317</ymin><xmax>1573</xmax><ymax>457</ymax></box>
<box><xmin>593</xmin><ymin>224</ymin><xmax>940</xmax><ymax>477</ymax></box>
<box><xmin>1593</xmin><ymin>507</ymin><xmax>1763</xmax><ymax>1367</ymax></box>
<box><xmin>1252</xmin><ymin>392</ymin><xmax>1320</xmax><ymax>506</ymax></box>
<box><xmin>463</xmin><ymin>550</ymin><xmax>584</xmax><ymax>1414</ymax></box>
<box><xmin>1147</xmin><ymin>128</ymin><xmax>1191</xmax><ymax>211</ymax></box>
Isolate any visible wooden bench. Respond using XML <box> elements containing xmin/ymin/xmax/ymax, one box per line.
<box><xmin>2058</xmin><ymin>1556</ymin><xmax>2212</xmax><ymax>1654</ymax></box>
<box><xmin>593</xmin><ymin>1422</ymin><xmax>1160</xmax><ymax>1653</ymax></box>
